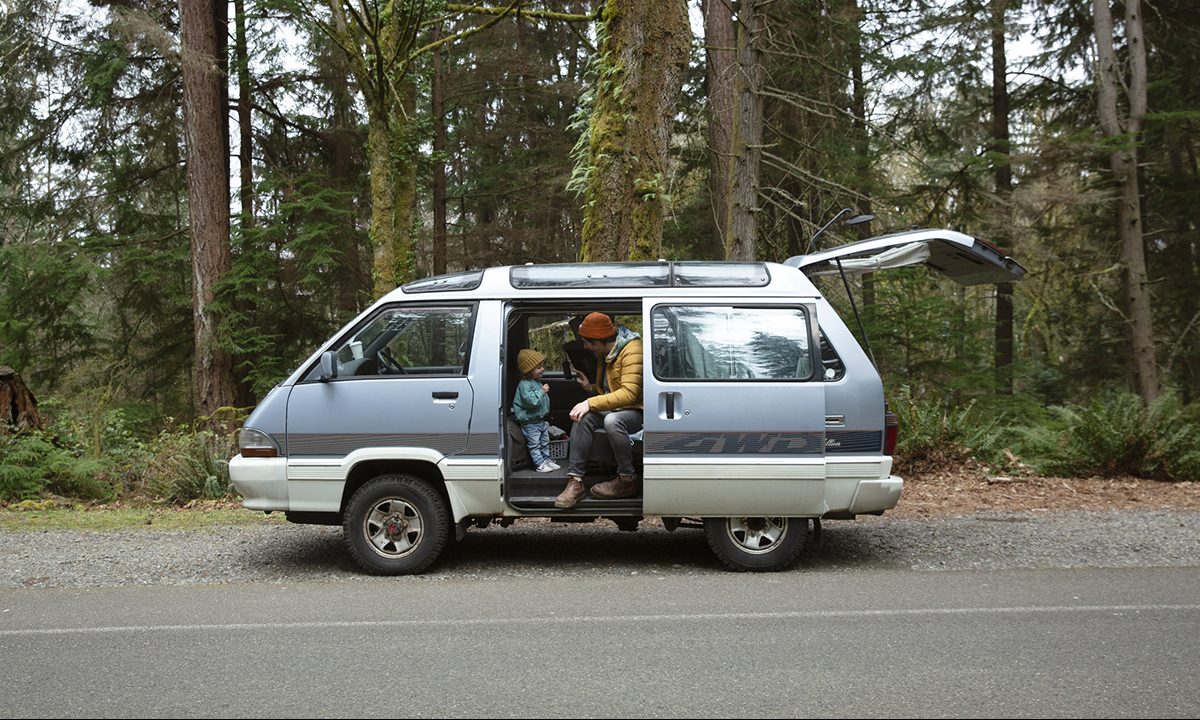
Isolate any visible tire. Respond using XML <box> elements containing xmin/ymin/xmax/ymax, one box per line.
<box><xmin>702</xmin><ymin>516</ymin><xmax>807</xmax><ymax>572</ymax></box>
<box><xmin>343</xmin><ymin>474</ymin><xmax>450</xmax><ymax>575</ymax></box>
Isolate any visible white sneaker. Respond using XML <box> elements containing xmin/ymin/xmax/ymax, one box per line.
<box><xmin>536</xmin><ymin>460</ymin><xmax>555</xmax><ymax>473</ymax></box>
<box><xmin>547</xmin><ymin>460</ymin><xmax>561</xmax><ymax>470</ymax></box>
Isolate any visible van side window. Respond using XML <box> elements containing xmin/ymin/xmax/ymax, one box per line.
<box><xmin>819</xmin><ymin>329</ymin><xmax>846</xmax><ymax>381</ymax></box>
<box><xmin>651</xmin><ymin>306</ymin><xmax>814</xmax><ymax>381</ymax></box>
<box><xmin>332</xmin><ymin>306</ymin><xmax>473</xmax><ymax>378</ymax></box>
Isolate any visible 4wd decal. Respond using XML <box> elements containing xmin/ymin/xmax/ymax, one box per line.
<box><xmin>646</xmin><ymin>431</ymin><xmax>824</xmax><ymax>455</ymax></box>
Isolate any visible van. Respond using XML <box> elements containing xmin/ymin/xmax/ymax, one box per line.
<box><xmin>229</xmin><ymin>229</ymin><xmax>1025</xmax><ymax>574</ymax></box>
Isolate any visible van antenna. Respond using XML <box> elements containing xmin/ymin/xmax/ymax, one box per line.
<box><xmin>807</xmin><ymin>208</ymin><xmax>876</xmax><ymax>255</ymax></box>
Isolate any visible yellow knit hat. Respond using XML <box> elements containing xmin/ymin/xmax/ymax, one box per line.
<box><xmin>517</xmin><ymin>349</ymin><xmax>545</xmax><ymax>375</ymax></box>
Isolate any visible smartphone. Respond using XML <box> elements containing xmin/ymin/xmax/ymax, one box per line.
<box><xmin>563</xmin><ymin>357</ymin><xmax>574</xmax><ymax>378</ymax></box>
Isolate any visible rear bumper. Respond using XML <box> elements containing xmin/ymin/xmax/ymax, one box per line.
<box><xmin>848</xmin><ymin>476</ymin><xmax>903</xmax><ymax>514</ymax></box>
<box><xmin>228</xmin><ymin>454</ymin><xmax>289</xmax><ymax>511</ymax></box>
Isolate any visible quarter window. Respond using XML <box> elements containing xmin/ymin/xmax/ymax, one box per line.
<box><xmin>819</xmin><ymin>329</ymin><xmax>846</xmax><ymax>381</ymax></box>
<box><xmin>651</xmin><ymin>306</ymin><xmax>814</xmax><ymax>381</ymax></box>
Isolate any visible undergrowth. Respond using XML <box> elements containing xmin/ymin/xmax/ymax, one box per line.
<box><xmin>1</xmin><ymin>398</ymin><xmax>244</xmax><ymax>504</ymax></box>
<box><xmin>889</xmin><ymin>388</ymin><xmax>1200</xmax><ymax>481</ymax></box>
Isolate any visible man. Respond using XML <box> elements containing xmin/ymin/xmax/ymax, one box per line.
<box><xmin>554</xmin><ymin>312</ymin><xmax>643</xmax><ymax>509</ymax></box>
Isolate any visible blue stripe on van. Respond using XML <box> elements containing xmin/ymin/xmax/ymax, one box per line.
<box><xmin>645</xmin><ymin>431</ymin><xmax>824</xmax><ymax>456</ymax></box>
<box><xmin>287</xmin><ymin>432</ymin><xmax>499</xmax><ymax>457</ymax></box>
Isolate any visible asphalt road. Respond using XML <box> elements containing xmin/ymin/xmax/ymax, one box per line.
<box><xmin>2</xmin><ymin>565</ymin><xmax>1198</xmax><ymax>718</ymax></box>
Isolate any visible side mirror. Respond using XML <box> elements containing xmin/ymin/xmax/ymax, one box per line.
<box><xmin>319</xmin><ymin>350</ymin><xmax>338</xmax><ymax>382</ymax></box>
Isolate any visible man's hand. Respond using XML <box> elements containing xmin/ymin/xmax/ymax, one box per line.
<box><xmin>569</xmin><ymin>399</ymin><xmax>590</xmax><ymax>422</ymax></box>
<box><xmin>572</xmin><ymin>368</ymin><xmax>592</xmax><ymax>392</ymax></box>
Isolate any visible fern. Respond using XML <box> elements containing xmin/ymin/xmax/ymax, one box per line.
<box><xmin>1036</xmin><ymin>392</ymin><xmax>1200</xmax><ymax>480</ymax></box>
<box><xmin>0</xmin><ymin>432</ymin><xmax>113</xmax><ymax>501</ymax></box>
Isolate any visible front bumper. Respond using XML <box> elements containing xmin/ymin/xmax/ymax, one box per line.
<box><xmin>228</xmin><ymin>454</ymin><xmax>289</xmax><ymax>511</ymax></box>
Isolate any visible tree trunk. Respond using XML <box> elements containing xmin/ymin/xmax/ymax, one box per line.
<box><xmin>1093</xmin><ymin>0</ymin><xmax>1159</xmax><ymax>403</ymax></box>
<box><xmin>393</xmin><ymin>79</ymin><xmax>418</xmax><ymax>286</ymax></box>
<box><xmin>367</xmin><ymin>111</ymin><xmax>398</xmax><ymax>295</ymax></box>
<box><xmin>432</xmin><ymin>21</ymin><xmax>448</xmax><ymax>278</ymax></box>
<box><xmin>580</xmin><ymin>0</ymin><xmax>691</xmax><ymax>262</ymax></box>
<box><xmin>328</xmin><ymin>0</ymin><xmax>425</xmax><ymax>295</ymax></box>
<box><xmin>180</xmin><ymin>0</ymin><xmax>235</xmax><ymax>417</ymax></box>
<box><xmin>726</xmin><ymin>0</ymin><xmax>764</xmax><ymax>261</ymax></box>
<box><xmin>703</xmin><ymin>0</ymin><xmax>736</xmax><ymax>251</ymax></box>
<box><xmin>0</xmin><ymin>367</ymin><xmax>44</xmax><ymax>432</ymax></box>
<box><xmin>991</xmin><ymin>0</ymin><xmax>1014</xmax><ymax>394</ymax></box>
<box><xmin>233</xmin><ymin>0</ymin><xmax>253</xmax><ymax>228</ymax></box>
<box><xmin>325</xmin><ymin>39</ymin><xmax>366</xmax><ymax>316</ymax></box>
<box><xmin>849</xmin><ymin>0</ymin><xmax>874</xmax><ymax>304</ymax></box>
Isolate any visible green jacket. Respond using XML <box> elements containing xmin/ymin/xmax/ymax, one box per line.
<box><xmin>512</xmin><ymin>377</ymin><xmax>550</xmax><ymax>423</ymax></box>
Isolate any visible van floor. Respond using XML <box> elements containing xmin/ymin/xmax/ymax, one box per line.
<box><xmin>506</xmin><ymin>466</ymin><xmax>643</xmax><ymax>514</ymax></box>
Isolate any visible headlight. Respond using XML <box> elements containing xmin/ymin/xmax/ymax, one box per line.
<box><xmin>239</xmin><ymin>427</ymin><xmax>279</xmax><ymax>458</ymax></box>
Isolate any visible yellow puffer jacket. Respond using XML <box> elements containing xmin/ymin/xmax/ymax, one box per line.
<box><xmin>588</xmin><ymin>338</ymin><xmax>643</xmax><ymax>412</ymax></box>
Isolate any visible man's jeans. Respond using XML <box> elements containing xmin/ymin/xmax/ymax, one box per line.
<box><xmin>566</xmin><ymin>409</ymin><xmax>642</xmax><ymax>478</ymax></box>
<box><xmin>520</xmin><ymin>420</ymin><xmax>550</xmax><ymax>466</ymax></box>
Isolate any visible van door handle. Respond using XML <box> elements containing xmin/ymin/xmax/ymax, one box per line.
<box><xmin>432</xmin><ymin>391</ymin><xmax>459</xmax><ymax>400</ymax></box>
<box><xmin>660</xmin><ymin>391</ymin><xmax>682</xmax><ymax>420</ymax></box>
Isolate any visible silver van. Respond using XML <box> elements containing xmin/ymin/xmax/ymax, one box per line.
<box><xmin>229</xmin><ymin>229</ymin><xmax>1025</xmax><ymax>573</ymax></box>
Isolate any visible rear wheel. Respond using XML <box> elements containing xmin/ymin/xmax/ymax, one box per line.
<box><xmin>703</xmin><ymin>516</ymin><xmax>807</xmax><ymax>572</ymax></box>
<box><xmin>343</xmin><ymin>474</ymin><xmax>450</xmax><ymax>575</ymax></box>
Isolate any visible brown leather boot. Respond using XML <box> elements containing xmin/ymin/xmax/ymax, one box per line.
<box><xmin>554</xmin><ymin>477</ymin><xmax>587</xmax><ymax>509</ymax></box>
<box><xmin>590</xmin><ymin>473</ymin><xmax>639</xmax><ymax>499</ymax></box>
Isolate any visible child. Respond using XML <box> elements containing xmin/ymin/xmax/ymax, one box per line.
<box><xmin>512</xmin><ymin>349</ymin><xmax>560</xmax><ymax>472</ymax></box>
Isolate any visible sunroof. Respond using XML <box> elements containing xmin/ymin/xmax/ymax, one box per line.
<box><xmin>511</xmin><ymin>263</ymin><xmax>670</xmax><ymax>288</ymax></box>
<box><xmin>672</xmin><ymin>262</ymin><xmax>770</xmax><ymax>287</ymax></box>
<box><xmin>402</xmin><ymin>270</ymin><xmax>484</xmax><ymax>293</ymax></box>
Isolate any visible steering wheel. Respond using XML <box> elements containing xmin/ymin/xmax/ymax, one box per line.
<box><xmin>377</xmin><ymin>348</ymin><xmax>407</xmax><ymax>374</ymax></box>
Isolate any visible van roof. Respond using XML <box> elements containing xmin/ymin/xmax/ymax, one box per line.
<box><xmin>374</xmin><ymin>260</ymin><xmax>823</xmax><ymax>303</ymax></box>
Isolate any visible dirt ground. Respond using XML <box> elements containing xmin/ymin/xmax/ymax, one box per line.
<box><xmin>890</xmin><ymin>455</ymin><xmax>1200</xmax><ymax>517</ymax></box>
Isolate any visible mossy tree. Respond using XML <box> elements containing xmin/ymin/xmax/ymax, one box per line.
<box><xmin>576</xmin><ymin>0</ymin><xmax>691</xmax><ymax>262</ymax></box>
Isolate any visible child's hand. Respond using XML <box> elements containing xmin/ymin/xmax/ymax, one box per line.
<box><xmin>541</xmin><ymin>383</ymin><xmax>550</xmax><ymax>393</ymax></box>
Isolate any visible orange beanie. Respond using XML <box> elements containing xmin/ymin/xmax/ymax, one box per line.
<box><xmin>578</xmin><ymin>312</ymin><xmax>616</xmax><ymax>339</ymax></box>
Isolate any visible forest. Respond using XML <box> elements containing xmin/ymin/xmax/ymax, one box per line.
<box><xmin>0</xmin><ymin>0</ymin><xmax>1197</xmax><ymax>503</ymax></box>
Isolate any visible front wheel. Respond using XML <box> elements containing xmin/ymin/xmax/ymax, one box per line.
<box><xmin>703</xmin><ymin>516</ymin><xmax>807</xmax><ymax>572</ymax></box>
<box><xmin>343</xmin><ymin>474</ymin><xmax>450</xmax><ymax>575</ymax></box>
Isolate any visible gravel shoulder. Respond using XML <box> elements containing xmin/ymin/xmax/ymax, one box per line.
<box><xmin>2</xmin><ymin>509</ymin><xmax>1199</xmax><ymax>589</ymax></box>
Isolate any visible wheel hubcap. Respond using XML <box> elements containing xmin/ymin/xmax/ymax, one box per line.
<box><xmin>364</xmin><ymin>498</ymin><xmax>424</xmax><ymax>558</ymax></box>
<box><xmin>726</xmin><ymin>516</ymin><xmax>787</xmax><ymax>554</ymax></box>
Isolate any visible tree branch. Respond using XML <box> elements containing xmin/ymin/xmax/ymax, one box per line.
<box><xmin>407</xmin><ymin>0</ymin><xmax>521</xmax><ymax>62</ymax></box>
<box><xmin>445</xmin><ymin>3</ymin><xmax>599</xmax><ymax>22</ymax></box>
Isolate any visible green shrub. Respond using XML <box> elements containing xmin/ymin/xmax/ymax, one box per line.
<box><xmin>1031</xmin><ymin>391</ymin><xmax>1200</xmax><ymax>480</ymax></box>
<box><xmin>888</xmin><ymin>386</ymin><xmax>1011</xmax><ymax>468</ymax></box>
<box><xmin>0</xmin><ymin>431</ymin><xmax>113</xmax><ymax>502</ymax></box>
<box><xmin>2</xmin><ymin>397</ymin><xmax>243</xmax><ymax>504</ymax></box>
<box><xmin>133</xmin><ymin>425</ymin><xmax>237</xmax><ymax>504</ymax></box>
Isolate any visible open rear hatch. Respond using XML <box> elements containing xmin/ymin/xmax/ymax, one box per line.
<box><xmin>784</xmin><ymin>228</ymin><xmax>1026</xmax><ymax>286</ymax></box>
